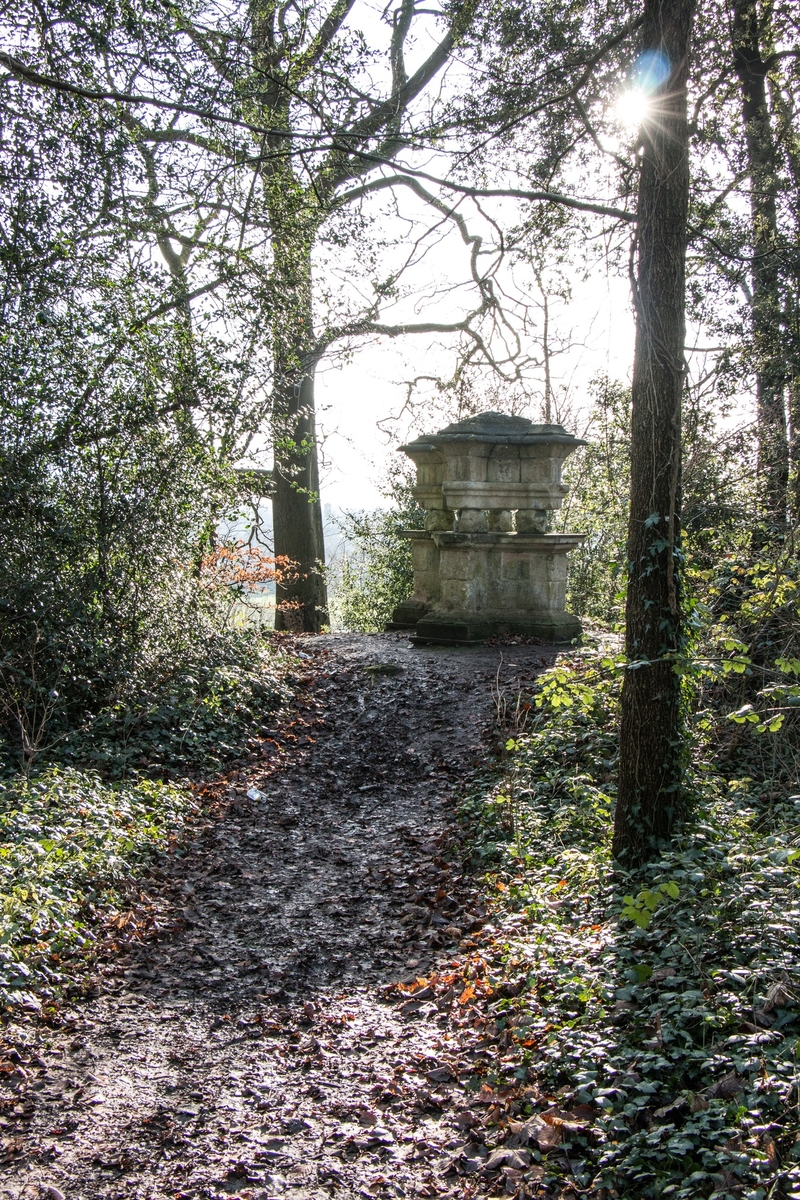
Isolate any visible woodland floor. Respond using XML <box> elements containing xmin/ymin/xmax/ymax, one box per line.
<box><xmin>1</xmin><ymin>633</ymin><xmax>559</xmax><ymax>1200</ymax></box>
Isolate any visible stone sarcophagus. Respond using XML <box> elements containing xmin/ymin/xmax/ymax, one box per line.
<box><xmin>388</xmin><ymin>412</ymin><xmax>586</xmax><ymax>643</ymax></box>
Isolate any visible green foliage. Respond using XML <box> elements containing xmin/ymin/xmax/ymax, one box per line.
<box><xmin>561</xmin><ymin>379</ymin><xmax>756</xmax><ymax>632</ymax></box>
<box><xmin>686</xmin><ymin>552</ymin><xmax>800</xmax><ymax>787</ymax></box>
<box><xmin>463</xmin><ymin>652</ymin><xmax>800</xmax><ymax>1198</ymax></box>
<box><xmin>0</xmin><ymin>404</ymin><xmax>291</xmax><ymax>774</ymax></box>
<box><xmin>0</xmin><ymin>58</ymin><xmax>283</xmax><ymax>773</ymax></box>
<box><xmin>531</xmin><ymin>656</ymin><xmax>619</xmax><ymax>715</ymax></box>
<box><xmin>558</xmin><ymin>381</ymin><xmax>630</xmax><ymax>628</ymax></box>
<box><xmin>621</xmin><ymin>881</ymin><xmax>680</xmax><ymax>930</ymax></box>
<box><xmin>48</xmin><ymin>631</ymin><xmax>292</xmax><ymax>779</ymax></box>
<box><xmin>329</xmin><ymin>460</ymin><xmax>424</xmax><ymax>632</ymax></box>
<box><xmin>0</xmin><ymin>422</ymin><xmax>231</xmax><ymax>770</ymax></box>
<box><xmin>0</xmin><ymin>769</ymin><xmax>192</xmax><ymax>1009</ymax></box>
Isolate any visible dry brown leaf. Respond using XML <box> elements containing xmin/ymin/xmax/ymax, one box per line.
<box><xmin>535</xmin><ymin>1124</ymin><xmax>563</xmax><ymax>1151</ymax></box>
<box><xmin>454</xmin><ymin>1110</ymin><xmax>477</xmax><ymax>1128</ymax></box>
<box><xmin>709</xmin><ymin>1071</ymin><xmax>745</xmax><ymax>1100</ymax></box>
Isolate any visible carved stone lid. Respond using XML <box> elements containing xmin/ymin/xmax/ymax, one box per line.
<box><xmin>401</xmin><ymin>411</ymin><xmax>585</xmax><ymax>450</ymax></box>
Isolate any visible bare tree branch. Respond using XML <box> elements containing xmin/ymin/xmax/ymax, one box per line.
<box><xmin>291</xmin><ymin>0</ymin><xmax>359</xmax><ymax>84</ymax></box>
<box><xmin>0</xmin><ymin>52</ymin><xmax>308</xmax><ymax>138</ymax></box>
<box><xmin>333</xmin><ymin>169</ymin><xmax>636</xmax><ymax>222</ymax></box>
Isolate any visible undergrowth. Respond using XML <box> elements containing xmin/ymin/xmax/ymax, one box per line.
<box><xmin>0</xmin><ymin>635</ymin><xmax>298</xmax><ymax>1015</ymax></box>
<box><xmin>62</xmin><ymin>632</ymin><xmax>291</xmax><ymax>779</ymax></box>
<box><xmin>0</xmin><ymin>769</ymin><xmax>194</xmax><ymax>1013</ymax></box>
<box><xmin>0</xmin><ymin>629</ymin><xmax>293</xmax><ymax>780</ymax></box>
<box><xmin>328</xmin><ymin>459</ymin><xmax>422</xmax><ymax>632</ymax></box>
<box><xmin>462</xmin><ymin>651</ymin><xmax>800</xmax><ymax>1199</ymax></box>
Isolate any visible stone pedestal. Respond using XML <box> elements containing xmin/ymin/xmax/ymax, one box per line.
<box><xmin>387</xmin><ymin>412</ymin><xmax>586</xmax><ymax>644</ymax></box>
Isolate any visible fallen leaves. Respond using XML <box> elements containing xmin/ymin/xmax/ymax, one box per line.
<box><xmin>0</xmin><ymin>637</ymin><xmax>561</xmax><ymax>1200</ymax></box>
<box><xmin>0</xmin><ymin>1135</ymin><xmax>25</xmax><ymax>1164</ymax></box>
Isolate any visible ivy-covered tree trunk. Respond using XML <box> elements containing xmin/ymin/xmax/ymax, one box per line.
<box><xmin>613</xmin><ymin>0</ymin><xmax>695</xmax><ymax>866</ymax></box>
<box><xmin>733</xmin><ymin>0</ymin><xmax>788</xmax><ymax>531</ymax></box>
<box><xmin>269</xmin><ymin>235</ymin><xmax>328</xmax><ymax>632</ymax></box>
<box><xmin>791</xmin><ymin>380</ymin><xmax>800</xmax><ymax>524</ymax></box>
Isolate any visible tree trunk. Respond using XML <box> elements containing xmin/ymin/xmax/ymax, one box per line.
<box><xmin>766</xmin><ymin>71</ymin><xmax>800</xmax><ymax>526</ymax></box>
<box><xmin>270</xmin><ymin>238</ymin><xmax>328</xmax><ymax>633</ymax></box>
<box><xmin>790</xmin><ymin>378</ymin><xmax>800</xmax><ymax>524</ymax></box>
<box><xmin>613</xmin><ymin>0</ymin><xmax>695</xmax><ymax>867</ymax></box>
<box><xmin>733</xmin><ymin>0</ymin><xmax>788</xmax><ymax>531</ymax></box>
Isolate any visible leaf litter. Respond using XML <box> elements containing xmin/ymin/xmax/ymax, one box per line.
<box><xmin>0</xmin><ymin>632</ymin><xmax>559</xmax><ymax>1200</ymax></box>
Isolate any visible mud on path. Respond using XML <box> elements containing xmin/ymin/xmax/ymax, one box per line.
<box><xmin>2</xmin><ymin>633</ymin><xmax>558</xmax><ymax>1200</ymax></box>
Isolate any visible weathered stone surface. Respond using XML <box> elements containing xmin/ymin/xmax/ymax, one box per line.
<box><xmin>454</xmin><ymin>507</ymin><xmax>489</xmax><ymax>533</ymax></box>
<box><xmin>388</xmin><ymin>412</ymin><xmax>586</xmax><ymax>643</ymax></box>
<box><xmin>488</xmin><ymin>509</ymin><xmax>514</xmax><ymax>533</ymax></box>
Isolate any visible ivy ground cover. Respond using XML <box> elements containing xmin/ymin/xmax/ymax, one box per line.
<box><xmin>0</xmin><ymin>769</ymin><xmax>193</xmax><ymax>1012</ymax></box>
<box><xmin>446</xmin><ymin>653</ymin><xmax>800</xmax><ymax>1199</ymax></box>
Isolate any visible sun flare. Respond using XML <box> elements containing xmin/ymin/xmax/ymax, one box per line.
<box><xmin>614</xmin><ymin>87</ymin><xmax>652</xmax><ymax>132</ymax></box>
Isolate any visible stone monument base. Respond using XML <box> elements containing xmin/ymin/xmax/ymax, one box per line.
<box><xmin>387</xmin><ymin>527</ymin><xmax>584</xmax><ymax>644</ymax></box>
<box><xmin>385</xmin><ymin>598</ymin><xmax>430</xmax><ymax>631</ymax></box>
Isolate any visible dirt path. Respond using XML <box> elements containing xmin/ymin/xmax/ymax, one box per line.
<box><xmin>2</xmin><ymin>633</ymin><xmax>557</xmax><ymax>1200</ymax></box>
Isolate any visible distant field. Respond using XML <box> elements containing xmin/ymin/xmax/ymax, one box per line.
<box><xmin>229</xmin><ymin>590</ymin><xmax>275</xmax><ymax>629</ymax></box>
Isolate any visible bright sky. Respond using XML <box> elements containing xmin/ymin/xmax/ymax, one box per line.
<box><xmin>232</xmin><ymin>0</ymin><xmax>745</xmax><ymax>519</ymax></box>
<box><xmin>314</xmin><ymin>252</ymin><xmax>637</xmax><ymax>513</ymax></box>
<box><xmin>307</xmin><ymin>1</ymin><xmax>643</xmax><ymax>514</ymax></box>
